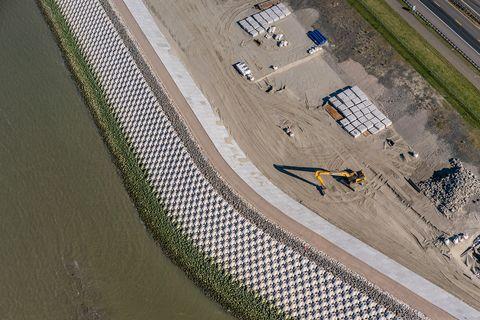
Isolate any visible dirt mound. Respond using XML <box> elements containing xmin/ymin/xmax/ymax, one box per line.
<box><xmin>419</xmin><ymin>158</ymin><xmax>480</xmax><ymax>214</ymax></box>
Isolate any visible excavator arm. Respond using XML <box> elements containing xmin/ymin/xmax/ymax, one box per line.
<box><xmin>314</xmin><ymin>170</ymin><xmax>327</xmax><ymax>186</ymax></box>
<box><xmin>314</xmin><ymin>169</ymin><xmax>365</xmax><ymax>194</ymax></box>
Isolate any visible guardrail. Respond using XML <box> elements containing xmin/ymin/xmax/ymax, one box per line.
<box><xmin>401</xmin><ymin>0</ymin><xmax>480</xmax><ymax>71</ymax></box>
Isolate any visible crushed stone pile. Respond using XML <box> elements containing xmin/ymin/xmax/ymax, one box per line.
<box><xmin>419</xmin><ymin>158</ymin><xmax>480</xmax><ymax>214</ymax></box>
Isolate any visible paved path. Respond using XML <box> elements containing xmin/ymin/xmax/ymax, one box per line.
<box><xmin>385</xmin><ymin>0</ymin><xmax>480</xmax><ymax>89</ymax></box>
<box><xmin>110</xmin><ymin>0</ymin><xmax>480</xmax><ymax>318</ymax></box>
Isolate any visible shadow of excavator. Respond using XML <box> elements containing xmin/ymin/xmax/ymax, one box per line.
<box><xmin>273</xmin><ymin>164</ymin><xmax>350</xmax><ymax>195</ymax></box>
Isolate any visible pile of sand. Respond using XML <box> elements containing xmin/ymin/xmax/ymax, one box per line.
<box><xmin>419</xmin><ymin>158</ymin><xmax>480</xmax><ymax>214</ymax></box>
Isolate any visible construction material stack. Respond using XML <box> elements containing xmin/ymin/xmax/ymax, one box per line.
<box><xmin>307</xmin><ymin>29</ymin><xmax>328</xmax><ymax>46</ymax></box>
<box><xmin>237</xmin><ymin>3</ymin><xmax>291</xmax><ymax>37</ymax></box>
<box><xmin>256</xmin><ymin>0</ymin><xmax>280</xmax><ymax>10</ymax></box>
<box><xmin>233</xmin><ymin>61</ymin><xmax>255</xmax><ymax>81</ymax></box>
<box><xmin>328</xmin><ymin>86</ymin><xmax>392</xmax><ymax>138</ymax></box>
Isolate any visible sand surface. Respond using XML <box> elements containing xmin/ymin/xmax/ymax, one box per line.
<box><xmin>142</xmin><ymin>0</ymin><xmax>480</xmax><ymax>310</ymax></box>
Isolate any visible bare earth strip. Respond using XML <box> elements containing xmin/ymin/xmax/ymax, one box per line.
<box><xmin>109</xmin><ymin>0</ymin><xmax>480</xmax><ymax>319</ymax></box>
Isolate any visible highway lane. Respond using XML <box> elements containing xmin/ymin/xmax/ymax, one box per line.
<box><xmin>434</xmin><ymin>0</ymin><xmax>480</xmax><ymax>40</ymax></box>
<box><xmin>384</xmin><ymin>0</ymin><xmax>480</xmax><ymax>88</ymax></box>
<box><xmin>463</xmin><ymin>0</ymin><xmax>480</xmax><ymax>16</ymax></box>
<box><xmin>419</xmin><ymin>0</ymin><xmax>480</xmax><ymax>54</ymax></box>
<box><xmin>403</xmin><ymin>0</ymin><xmax>480</xmax><ymax>67</ymax></box>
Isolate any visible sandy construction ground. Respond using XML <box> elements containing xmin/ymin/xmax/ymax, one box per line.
<box><xmin>143</xmin><ymin>0</ymin><xmax>480</xmax><ymax>310</ymax></box>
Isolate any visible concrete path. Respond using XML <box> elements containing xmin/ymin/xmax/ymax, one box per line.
<box><xmin>112</xmin><ymin>0</ymin><xmax>480</xmax><ymax>318</ymax></box>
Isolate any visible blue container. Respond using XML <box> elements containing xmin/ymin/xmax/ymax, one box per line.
<box><xmin>308</xmin><ymin>30</ymin><xmax>327</xmax><ymax>45</ymax></box>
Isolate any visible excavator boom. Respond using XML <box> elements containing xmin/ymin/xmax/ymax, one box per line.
<box><xmin>314</xmin><ymin>168</ymin><xmax>365</xmax><ymax>194</ymax></box>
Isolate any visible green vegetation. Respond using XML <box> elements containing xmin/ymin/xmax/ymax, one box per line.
<box><xmin>37</xmin><ymin>0</ymin><xmax>285</xmax><ymax>319</ymax></box>
<box><xmin>348</xmin><ymin>0</ymin><xmax>480</xmax><ymax>130</ymax></box>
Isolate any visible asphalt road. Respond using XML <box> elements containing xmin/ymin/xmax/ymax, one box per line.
<box><xmin>385</xmin><ymin>0</ymin><xmax>480</xmax><ymax>88</ymax></box>
<box><xmin>463</xmin><ymin>0</ymin><xmax>480</xmax><ymax>16</ymax></box>
<box><xmin>419</xmin><ymin>0</ymin><xmax>480</xmax><ymax>54</ymax></box>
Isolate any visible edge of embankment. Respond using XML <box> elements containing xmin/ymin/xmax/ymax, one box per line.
<box><xmin>36</xmin><ymin>0</ymin><xmax>286</xmax><ymax>319</ymax></box>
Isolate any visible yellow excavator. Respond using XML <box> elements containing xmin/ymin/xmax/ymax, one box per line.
<box><xmin>314</xmin><ymin>169</ymin><xmax>365</xmax><ymax>194</ymax></box>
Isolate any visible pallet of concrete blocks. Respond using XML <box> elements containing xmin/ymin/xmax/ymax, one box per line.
<box><xmin>238</xmin><ymin>19</ymin><xmax>258</xmax><ymax>37</ymax></box>
<box><xmin>237</xmin><ymin>3</ymin><xmax>291</xmax><ymax>36</ymax></box>
<box><xmin>272</xmin><ymin>5</ymin><xmax>287</xmax><ymax>19</ymax></box>
<box><xmin>234</xmin><ymin>61</ymin><xmax>255</xmax><ymax>81</ymax></box>
<box><xmin>329</xmin><ymin>86</ymin><xmax>392</xmax><ymax>138</ymax></box>
<box><xmin>276</xmin><ymin>3</ymin><xmax>291</xmax><ymax>16</ymax></box>
<box><xmin>253</xmin><ymin>13</ymin><xmax>269</xmax><ymax>28</ymax></box>
<box><xmin>260</xmin><ymin>11</ymin><xmax>274</xmax><ymax>24</ymax></box>
<box><xmin>265</xmin><ymin>8</ymin><xmax>280</xmax><ymax>22</ymax></box>
<box><xmin>247</xmin><ymin>16</ymin><xmax>266</xmax><ymax>34</ymax></box>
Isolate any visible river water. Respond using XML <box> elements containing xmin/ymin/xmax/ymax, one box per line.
<box><xmin>0</xmin><ymin>1</ymin><xmax>233</xmax><ymax>319</ymax></box>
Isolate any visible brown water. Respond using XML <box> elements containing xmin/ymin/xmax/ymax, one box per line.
<box><xmin>0</xmin><ymin>1</ymin><xmax>233</xmax><ymax>319</ymax></box>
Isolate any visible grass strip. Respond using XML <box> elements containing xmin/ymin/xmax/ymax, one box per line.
<box><xmin>37</xmin><ymin>0</ymin><xmax>285</xmax><ymax>319</ymax></box>
<box><xmin>347</xmin><ymin>0</ymin><xmax>480</xmax><ymax>130</ymax></box>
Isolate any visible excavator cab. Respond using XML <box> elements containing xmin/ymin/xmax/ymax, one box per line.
<box><xmin>314</xmin><ymin>169</ymin><xmax>365</xmax><ymax>194</ymax></box>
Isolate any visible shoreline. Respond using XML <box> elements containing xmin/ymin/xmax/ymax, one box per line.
<box><xmin>36</xmin><ymin>0</ymin><xmax>450</xmax><ymax>319</ymax></box>
<box><xmin>36</xmin><ymin>0</ymin><xmax>283</xmax><ymax>319</ymax></box>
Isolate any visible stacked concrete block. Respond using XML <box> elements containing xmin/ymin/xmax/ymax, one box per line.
<box><xmin>329</xmin><ymin>86</ymin><xmax>392</xmax><ymax>138</ymax></box>
<box><xmin>237</xmin><ymin>3</ymin><xmax>291</xmax><ymax>37</ymax></box>
<box><xmin>53</xmin><ymin>0</ymin><xmax>418</xmax><ymax>319</ymax></box>
<box><xmin>260</xmin><ymin>11</ymin><xmax>274</xmax><ymax>24</ymax></box>
<box><xmin>265</xmin><ymin>8</ymin><xmax>280</xmax><ymax>22</ymax></box>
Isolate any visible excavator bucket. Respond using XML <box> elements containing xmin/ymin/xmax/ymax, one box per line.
<box><xmin>314</xmin><ymin>168</ymin><xmax>365</xmax><ymax>193</ymax></box>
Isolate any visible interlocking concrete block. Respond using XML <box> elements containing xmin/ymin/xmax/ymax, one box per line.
<box><xmin>340</xmin><ymin>118</ymin><xmax>350</xmax><ymax>127</ymax></box>
<box><xmin>382</xmin><ymin>118</ymin><xmax>392</xmax><ymax>127</ymax></box>
<box><xmin>344</xmin><ymin>124</ymin><xmax>354</xmax><ymax>132</ymax></box>
<box><xmin>349</xmin><ymin>129</ymin><xmax>361</xmax><ymax>138</ymax></box>
<box><xmin>346</xmin><ymin>114</ymin><xmax>356</xmax><ymax>122</ymax></box>
<box><xmin>357</xmin><ymin>124</ymin><xmax>367</xmax><ymax>133</ymax></box>
<box><xmin>364</xmin><ymin>121</ymin><xmax>374</xmax><ymax>129</ymax></box>
<box><xmin>350</xmin><ymin>105</ymin><xmax>359</xmax><ymax>112</ymax></box>
<box><xmin>341</xmin><ymin>109</ymin><xmax>352</xmax><ymax>117</ymax></box>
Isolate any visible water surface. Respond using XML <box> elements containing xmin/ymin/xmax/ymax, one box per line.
<box><xmin>0</xmin><ymin>1</ymin><xmax>233</xmax><ymax>319</ymax></box>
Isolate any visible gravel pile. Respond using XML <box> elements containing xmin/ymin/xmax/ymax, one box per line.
<box><xmin>419</xmin><ymin>158</ymin><xmax>480</xmax><ymax>214</ymax></box>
